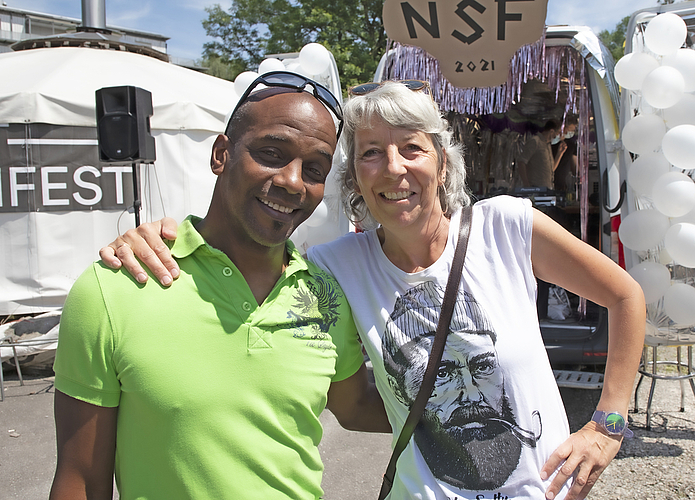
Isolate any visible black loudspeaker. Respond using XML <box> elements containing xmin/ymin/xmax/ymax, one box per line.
<box><xmin>96</xmin><ymin>86</ymin><xmax>156</xmax><ymax>163</ymax></box>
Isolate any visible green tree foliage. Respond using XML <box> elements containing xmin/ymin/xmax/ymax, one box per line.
<box><xmin>200</xmin><ymin>1</ymin><xmax>387</xmax><ymax>92</ymax></box>
<box><xmin>200</xmin><ymin>54</ymin><xmax>247</xmax><ymax>81</ymax></box>
<box><xmin>598</xmin><ymin>15</ymin><xmax>630</xmax><ymax>62</ymax></box>
<box><xmin>597</xmin><ymin>0</ymin><xmax>685</xmax><ymax>63</ymax></box>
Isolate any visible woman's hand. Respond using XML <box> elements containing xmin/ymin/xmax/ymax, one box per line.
<box><xmin>99</xmin><ymin>217</ymin><xmax>180</xmax><ymax>286</ymax></box>
<box><xmin>541</xmin><ymin>422</ymin><xmax>622</xmax><ymax>500</ymax></box>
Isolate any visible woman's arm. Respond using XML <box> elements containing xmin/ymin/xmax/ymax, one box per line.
<box><xmin>552</xmin><ymin>140</ymin><xmax>568</xmax><ymax>172</ymax></box>
<box><xmin>531</xmin><ymin>208</ymin><xmax>645</xmax><ymax>500</ymax></box>
<box><xmin>327</xmin><ymin>363</ymin><xmax>392</xmax><ymax>433</ymax></box>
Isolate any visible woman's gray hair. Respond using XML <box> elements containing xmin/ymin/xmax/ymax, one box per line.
<box><xmin>339</xmin><ymin>81</ymin><xmax>470</xmax><ymax>229</ymax></box>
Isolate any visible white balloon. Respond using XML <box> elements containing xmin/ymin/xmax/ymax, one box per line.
<box><xmin>290</xmin><ymin>224</ymin><xmax>309</xmax><ymax>247</ymax></box>
<box><xmin>652</xmin><ymin>171</ymin><xmax>695</xmax><ymax>217</ymax></box>
<box><xmin>618</xmin><ymin>209</ymin><xmax>670</xmax><ymax>251</ymax></box>
<box><xmin>659</xmin><ymin>247</ymin><xmax>673</xmax><ymax>265</ymax></box>
<box><xmin>628</xmin><ymin>261</ymin><xmax>671</xmax><ymax>304</ymax></box>
<box><xmin>285</xmin><ymin>62</ymin><xmax>303</xmax><ymax>74</ymax></box>
<box><xmin>627</xmin><ymin>152</ymin><xmax>670</xmax><ymax>197</ymax></box>
<box><xmin>305</xmin><ymin>200</ymin><xmax>328</xmax><ymax>227</ymax></box>
<box><xmin>621</xmin><ymin>114</ymin><xmax>666</xmax><ymax>155</ymax></box>
<box><xmin>662</xmin><ymin>124</ymin><xmax>695</xmax><ymax>170</ymax></box>
<box><xmin>645</xmin><ymin>12</ymin><xmax>687</xmax><ymax>56</ymax></box>
<box><xmin>664</xmin><ymin>283</ymin><xmax>695</xmax><ymax>325</ymax></box>
<box><xmin>663</xmin><ymin>94</ymin><xmax>695</xmax><ymax>128</ymax></box>
<box><xmin>234</xmin><ymin>71</ymin><xmax>260</xmax><ymax>96</ymax></box>
<box><xmin>258</xmin><ymin>57</ymin><xmax>286</xmax><ymax>75</ymax></box>
<box><xmin>662</xmin><ymin>49</ymin><xmax>695</xmax><ymax>92</ymax></box>
<box><xmin>641</xmin><ymin>66</ymin><xmax>685</xmax><ymax>109</ymax></box>
<box><xmin>671</xmin><ymin>206</ymin><xmax>695</xmax><ymax>225</ymax></box>
<box><xmin>299</xmin><ymin>43</ymin><xmax>331</xmax><ymax>75</ymax></box>
<box><xmin>638</xmin><ymin>99</ymin><xmax>658</xmax><ymax>117</ymax></box>
<box><xmin>614</xmin><ymin>52</ymin><xmax>660</xmax><ymax>90</ymax></box>
<box><xmin>664</xmin><ymin>222</ymin><xmax>695</xmax><ymax>267</ymax></box>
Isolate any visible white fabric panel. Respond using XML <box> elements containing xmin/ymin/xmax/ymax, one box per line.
<box><xmin>0</xmin><ymin>210</ymin><xmax>125</xmax><ymax>315</ymax></box>
<box><xmin>0</xmin><ymin>47</ymin><xmax>239</xmax><ymax>130</ymax></box>
<box><xmin>140</xmin><ymin>131</ymin><xmax>218</xmax><ymax>222</ymax></box>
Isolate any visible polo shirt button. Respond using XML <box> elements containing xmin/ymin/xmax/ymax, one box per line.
<box><xmin>222</xmin><ymin>267</ymin><xmax>233</xmax><ymax>277</ymax></box>
<box><xmin>242</xmin><ymin>302</ymin><xmax>252</xmax><ymax>312</ymax></box>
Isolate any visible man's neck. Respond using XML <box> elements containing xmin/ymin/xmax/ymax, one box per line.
<box><xmin>195</xmin><ymin>217</ymin><xmax>289</xmax><ymax>305</ymax></box>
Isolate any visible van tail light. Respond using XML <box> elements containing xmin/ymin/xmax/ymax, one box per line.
<box><xmin>610</xmin><ymin>215</ymin><xmax>625</xmax><ymax>269</ymax></box>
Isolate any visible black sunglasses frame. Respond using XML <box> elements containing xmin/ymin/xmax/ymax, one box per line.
<box><xmin>225</xmin><ymin>71</ymin><xmax>344</xmax><ymax>140</ymax></box>
<box><xmin>348</xmin><ymin>80</ymin><xmax>430</xmax><ymax>96</ymax></box>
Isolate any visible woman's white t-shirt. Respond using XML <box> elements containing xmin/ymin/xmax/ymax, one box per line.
<box><xmin>309</xmin><ymin>195</ymin><xmax>571</xmax><ymax>500</ymax></box>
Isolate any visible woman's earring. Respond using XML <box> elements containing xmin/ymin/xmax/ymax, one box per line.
<box><xmin>439</xmin><ymin>184</ymin><xmax>449</xmax><ymax>214</ymax></box>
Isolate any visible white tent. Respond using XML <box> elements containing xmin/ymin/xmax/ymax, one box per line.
<box><xmin>0</xmin><ymin>46</ymin><xmax>349</xmax><ymax>317</ymax></box>
<box><xmin>0</xmin><ymin>46</ymin><xmax>240</xmax><ymax>315</ymax></box>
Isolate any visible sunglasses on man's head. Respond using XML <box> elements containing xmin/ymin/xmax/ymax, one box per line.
<box><xmin>225</xmin><ymin>71</ymin><xmax>344</xmax><ymax>139</ymax></box>
<box><xmin>348</xmin><ymin>80</ymin><xmax>430</xmax><ymax>96</ymax></box>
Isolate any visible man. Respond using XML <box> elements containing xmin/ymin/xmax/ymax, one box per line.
<box><xmin>382</xmin><ymin>282</ymin><xmax>541</xmax><ymax>490</ymax></box>
<box><xmin>50</xmin><ymin>73</ymin><xmax>390</xmax><ymax>500</ymax></box>
<box><xmin>517</xmin><ymin>119</ymin><xmax>567</xmax><ymax>189</ymax></box>
<box><xmin>552</xmin><ymin>115</ymin><xmax>579</xmax><ymax>193</ymax></box>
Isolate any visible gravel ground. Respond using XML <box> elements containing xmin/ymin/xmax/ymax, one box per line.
<box><xmin>323</xmin><ymin>347</ymin><xmax>695</xmax><ymax>500</ymax></box>
<box><xmin>588</xmin><ymin>406</ymin><xmax>695</xmax><ymax>499</ymax></box>
<box><xmin>583</xmin><ymin>346</ymin><xmax>695</xmax><ymax>500</ymax></box>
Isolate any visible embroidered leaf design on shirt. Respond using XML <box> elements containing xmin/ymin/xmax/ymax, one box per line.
<box><xmin>289</xmin><ymin>273</ymin><xmax>342</xmax><ymax>333</ymax></box>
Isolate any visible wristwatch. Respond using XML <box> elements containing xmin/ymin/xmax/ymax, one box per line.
<box><xmin>591</xmin><ymin>410</ymin><xmax>634</xmax><ymax>439</ymax></box>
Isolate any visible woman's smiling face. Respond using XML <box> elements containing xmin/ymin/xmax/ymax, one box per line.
<box><xmin>353</xmin><ymin>116</ymin><xmax>445</xmax><ymax>233</ymax></box>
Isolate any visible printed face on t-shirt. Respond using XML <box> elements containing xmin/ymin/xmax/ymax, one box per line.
<box><xmin>429</xmin><ymin>333</ymin><xmax>505</xmax><ymax>428</ymax></box>
<box><xmin>382</xmin><ymin>283</ymin><xmax>542</xmax><ymax>491</ymax></box>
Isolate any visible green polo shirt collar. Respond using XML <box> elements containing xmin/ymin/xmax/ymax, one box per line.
<box><xmin>171</xmin><ymin>215</ymin><xmax>311</xmax><ymax>277</ymax></box>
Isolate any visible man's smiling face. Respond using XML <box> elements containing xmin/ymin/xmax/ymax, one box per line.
<box><xmin>217</xmin><ymin>91</ymin><xmax>337</xmax><ymax>249</ymax></box>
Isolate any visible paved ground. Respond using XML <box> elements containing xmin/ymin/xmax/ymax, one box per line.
<box><xmin>1</xmin><ymin>356</ymin><xmax>694</xmax><ymax>499</ymax></box>
<box><xmin>1</xmin><ymin>375</ymin><xmax>56</xmax><ymax>500</ymax></box>
<box><xmin>0</xmin><ymin>373</ymin><xmax>392</xmax><ymax>500</ymax></box>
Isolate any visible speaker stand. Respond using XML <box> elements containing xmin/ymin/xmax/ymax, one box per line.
<box><xmin>132</xmin><ymin>162</ymin><xmax>141</xmax><ymax>227</ymax></box>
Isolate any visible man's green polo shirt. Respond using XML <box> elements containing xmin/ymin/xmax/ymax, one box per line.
<box><xmin>54</xmin><ymin>216</ymin><xmax>364</xmax><ymax>499</ymax></box>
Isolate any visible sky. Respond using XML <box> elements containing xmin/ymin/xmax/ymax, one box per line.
<box><xmin>14</xmin><ymin>0</ymin><xmax>665</xmax><ymax>62</ymax></box>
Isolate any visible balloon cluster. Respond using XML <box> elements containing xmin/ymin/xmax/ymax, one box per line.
<box><xmin>232</xmin><ymin>43</ymin><xmax>333</xmax><ymax>97</ymax></box>
<box><xmin>616</xmin><ymin>13</ymin><xmax>695</xmax><ymax>325</ymax></box>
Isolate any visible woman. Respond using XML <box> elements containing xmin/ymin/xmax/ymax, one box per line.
<box><xmin>100</xmin><ymin>81</ymin><xmax>645</xmax><ymax>500</ymax></box>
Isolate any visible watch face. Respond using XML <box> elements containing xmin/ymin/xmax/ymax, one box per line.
<box><xmin>604</xmin><ymin>412</ymin><xmax>627</xmax><ymax>435</ymax></box>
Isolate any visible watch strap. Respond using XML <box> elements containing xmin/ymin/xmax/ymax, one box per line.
<box><xmin>592</xmin><ymin>410</ymin><xmax>634</xmax><ymax>439</ymax></box>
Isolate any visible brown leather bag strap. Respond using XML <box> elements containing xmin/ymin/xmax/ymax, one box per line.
<box><xmin>378</xmin><ymin>205</ymin><xmax>473</xmax><ymax>500</ymax></box>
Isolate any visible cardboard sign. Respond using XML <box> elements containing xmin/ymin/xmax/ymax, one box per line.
<box><xmin>383</xmin><ymin>0</ymin><xmax>549</xmax><ymax>88</ymax></box>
